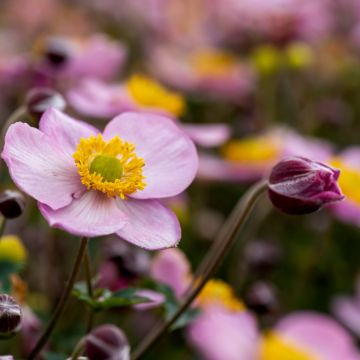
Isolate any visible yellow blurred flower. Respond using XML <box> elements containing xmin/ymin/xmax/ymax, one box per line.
<box><xmin>260</xmin><ymin>332</ymin><xmax>316</xmax><ymax>360</ymax></box>
<box><xmin>127</xmin><ymin>74</ymin><xmax>185</xmax><ymax>117</ymax></box>
<box><xmin>252</xmin><ymin>45</ymin><xmax>281</xmax><ymax>75</ymax></box>
<box><xmin>0</xmin><ymin>235</ymin><xmax>27</xmax><ymax>264</ymax></box>
<box><xmin>197</xmin><ymin>279</ymin><xmax>245</xmax><ymax>312</ymax></box>
<box><xmin>285</xmin><ymin>42</ymin><xmax>314</xmax><ymax>70</ymax></box>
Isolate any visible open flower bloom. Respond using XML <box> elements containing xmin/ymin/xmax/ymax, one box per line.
<box><xmin>147</xmin><ymin>45</ymin><xmax>255</xmax><ymax>103</ymax></box>
<box><xmin>33</xmin><ymin>34</ymin><xmax>127</xmax><ymax>84</ymax></box>
<box><xmin>2</xmin><ymin>109</ymin><xmax>198</xmax><ymax>249</ymax></box>
<box><xmin>260</xmin><ymin>312</ymin><xmax>360</xmax><ymax>360</ymax></box>
<box><xmin>329</xmin><ymin>148</ymin><xmax>360</xmax><ymax>226</ymax></box>
<box><xmin>198</xmin><ymin>127</ymin><xmax>334</xmax><ymax>182</ymax></box>
<box><xmin>68</xmin><ymin>74</ymin><xmax>230</xmax><ymax>147</ymax></box>
<box><xmin>331</xmin><ymin>276</ymin><xmax>360</xmax><ymax>337</ymax></box>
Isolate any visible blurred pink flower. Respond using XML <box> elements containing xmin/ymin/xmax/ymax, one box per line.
<box><xmin>332</xmin><ymin>276</ymin><xmax>360</xmax><ymax>337</ymax></box>
<box><xmin>198</xmin><ymin>127</ymin><xmax>334</xmax><ymax>182</ymax></box>
<box><xmin>2</xmin><ymin>109</ymin><xmax>198</xmax><ymax>249</ymax></box>
<box><xmin>68</xmin><ymin>76</ymin><xmax>231</xmax><ymax>147</ymax></box>
<box><xmin>329</xmin><ymin>148</ymin><xmax>360</xmax><ymax>226</ymax></box>
<box><xmin>147</xmin><ymin>45</ymin><xmax>255</xmax><ymax>103</ymax></box>
<box><xmin>33</xmin><ymin>34</ymin><xmax>127</xmax><ymax>86</ymax></box>
<box><xmin>20</xmin><ymin>306</ymin><xmax>42</xmax><ymax>356</ymax></box>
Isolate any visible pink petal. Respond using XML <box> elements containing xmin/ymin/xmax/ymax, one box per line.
<box><xmin>116</xmin><ymin>198</ymin><xmax>181</xmax><ymax>250</ymax></box>
<box><xmin>332</xmin><ymin>296</ymin><xmax>360</xmax><ymax>337</ymax></box>
<box><xmin>182</xmin><ymin>124</ymin><xmax>231</xmax><ymax>147</ymax></box>
<box><xmin>151</xmin><ymin>248</ymin><xmax>191</xmax><ymax>298</ymax></box>
<box><xmin>103</xmin><ymin>112</ymin><xmax>198</xmax><ymax>199</ymax></box>
<box><xmin>187</xmin><ymin>307</ymin><xmax>258</xmax><ymax>360</ymax></box>
<box><xmin>276</xmin><ymin>311</ymin><xmax>360</xmax><ymax>360</ymax></box>
<box><xmin>39</xmin><ymin>191</ymin><xmax>127</xmax><ymax>237</ymax></box>
<box><xmin>39</xmin><ymin>107</ymin><xmax>99</xmax><ymax>156</ymax></box>
<box><xmin>67</xmin><ymin>79</ymin><xmax>133</xmax><ymax>118</ymax></box>
<box><xmin>2</xmin><ymin>122</ymin><xmax>84</xmax><ymax>210</ymax></box>
<box><xmin>132</xmin><ymin>289</ymin><xmax>165</xmax><ymax>310</ymax></box>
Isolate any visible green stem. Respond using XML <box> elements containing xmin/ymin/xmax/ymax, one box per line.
<box><xmin>130</xmin><ymin>180</ymin><xmax>268</xmax><ymax>360</ymax></box>
<box><xmin>28</xmin><ymin>237</ymin><xmax>89</xmax><ymax>360</ymax></box>
<box><xmin>84</xmin><ymin>247</ymin><xmax>95</xmax><ymax>333</ymax></box>
<box><xmin>0</xmin><ymin>217</ymin><xmax>7</xmax><ymax>238</ymax></box>
<box><xmin>70</xmin><ymin>338</ymin><xmax>86</xmax><ymax>360</ymax></box>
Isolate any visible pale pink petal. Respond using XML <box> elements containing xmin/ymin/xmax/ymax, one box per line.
<box><xmin>39</xmin><ymin>107</ymin><xmax>99</xmax><ymax>156</ymax></box>
<box><xmin>151</xmin><ymin>248</ymin><xmax>191</xmax><ymax>298</ymax></box>
<box><xmin>182</xmin><ymin>124</ymin><xmax>231</xmax><ymax>147</ymax></box>
<box><xmin>39</xmin><ymin>191</ymin><xmax>127</xmax><ymax>237</ymax></box>
<box><xmin>187</xmin><ymin>307</ymin><xmax>258</xmax><ymax>360</ymax></box>
<box><xmin>2</xmin><ymin>122</ymin><xmax>84</xmax><ymax>210</ymax></box>
<box><xmin>103</xmin><ymin>112</ymin><xmax>198</xmax><ymax>199</ymax></box>
<box><xmin>276</xmin><ymin>311</ymin><xmax>360</xmax><ymax>360</ymax></box>
<box><xmin>116</xmin><ymin>198</ymin><xmax>181</xmax><ymax>250</ymax></box>
<box><xmin>332</xmin><ymin>296</ymin><xmax>360</xmax><ymax>337</ymax></box>
<box><xmin>133</xmin><ymin>289</ymin><xmax>165</xmax><ymax>310</ymax></box>
<box><xmin>67</xmin><ymin>79</ymin><xmax>133</xmax><ymax>118</ymax></box>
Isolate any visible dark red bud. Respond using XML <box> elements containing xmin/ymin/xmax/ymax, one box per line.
<box><xmin>25</xmin><ymin>87</ymin><xmax>66</xmax><ymax>120</ymax></box>
<box><xmin>0</xmin><ymin>294</ymin><xmax>22</xmax><ymax>338</ymax></box>
<box><xmin>244</xmin><ymin>281</ymin><xmax>278</xmax><ymax>316</ymax></box>
<box><xmin>0</xmin><ymin>190</ymin><xmax>25</xmax><ymax>219</ymax></box>
<box><xmin>85</xmin><ymin>325</ymin><xmax>129</xmax><ymax>360</ymax></box>
<box><xmin>268</xmin><ymin>157</ymin><xmax>344</xmax><ymax>215</ymax></box>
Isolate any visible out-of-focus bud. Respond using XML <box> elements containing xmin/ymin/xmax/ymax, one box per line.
<box><xmin>244</xmin><ymin>281</ymin><xmax>278</xmax><ymax>316</ymax></box>
<box><xmin>99</xmin><ymin>242</ymin><xmax>150</xmax><ymax>291</ymax></box>
<box><xmin>25</xmin><ymin>87</ymin><xmax>66</xmax><ymax>120</ymax></box>
<box><xmin>43</xmin><ymin>37</ymin><xmax>72</xmax><ymax>67</ymax></box>
<box><xmin>268</xmin><ymin>157</ymin><xmax>344</xmax><ymax>215</ymax></box>
<box><xmin>84</xmin><ymin>325</ymin><xmax>130</xmax><ymax>360</ymax></box>
<box><xmin>244</xmin><ymin>240</ymin><xmax>282</xmax><ymax>275</ymax></box>
<box><xmin>0</xmin><ymin>294</ymin><xmax>22</xmax><ymax>338</ymax></box>
<box><xmin>0</xmin><ymin>190</ymin><xmax>25</xmax><ymax>219</ymax></box>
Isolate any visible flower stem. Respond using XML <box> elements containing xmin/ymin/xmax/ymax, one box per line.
<box><xmin>28</xmin><ymin>237</ymin><xmax>89</xmax><ymax>360</ymax></box>
<box><xmin>131</xmin><ymin>180</ymin><xmax>268</xmax><ymax>360</ymax></box>
<box><xmin>84</xmin><ymin>247</ymin><xmax>95</xmax><ymax>333</ymax></box>
<box><xmin>0</xmin><ymin>217</ymin><xmax>7</xmax><ymax>238</ymax></box>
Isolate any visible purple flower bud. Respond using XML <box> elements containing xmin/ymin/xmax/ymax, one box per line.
<box><xmin>85</xmin><ymin>325</ymin><xmax>130</xmax><ymax>360</ymax></box>
<box><xmin>43</xmin><ymin>37</ymin><xmax>71</xmax><ymax>68</ymax></box>
<box><xmin>268</xmin><ymin>157</ymin><xmax>344</xmax><ymax>215</ymax></box>
<box><xmin>0</xmin><ymin>294</ymin><xmax>22</xmax><ymax>338</ymax></box>
<box><xmin>25</xmin><ymin>87</ymin><xmax>66</xmax><ymax>120</ymax></box>
<box><xmin>0</xmin><ymin>190</ymin><xmax>25</xmax><ymax>219</ymax></box>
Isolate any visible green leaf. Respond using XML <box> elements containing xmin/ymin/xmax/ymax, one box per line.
<box><xmin>72</xmin><ymin>283</ymin><xmax>152</xmax><ymax>311</ymax></box>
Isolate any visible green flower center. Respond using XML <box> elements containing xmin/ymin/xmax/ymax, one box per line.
<box><xmin>89</xmin><ymin>155</ymin><xmax>123</xmax><ymax>182</ymax></box>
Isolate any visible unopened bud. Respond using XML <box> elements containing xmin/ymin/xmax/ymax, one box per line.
<box><xmin>0</xmin><ymin>294</ymin><xmax>22</xmax><ymax>338</ymax></box>
<box><xmin>0</xmin><ymin>190</ymin><xmax>25</xmax><ymax>219</ymax></box>
<box><xmin>43</xmin><ymin>37</ymin><xmax>71</xmax><ymax>67</ymax></box>
<box><xmin>244</xmin><ymin>281</ymin><xmax>278</xmax><ymax>316</ymax></box>
<box><xmin>25</xmin><ymin>87</ymin><xmax>66</xmax><ymax>120</ymax></box>
<box><xmin>85</xmin><ymin>325</ymin><xmax>130</xmax><ymax>360</ymax></box>
<box><xmin>268</xmin><ymin>157</ymin><xmax>344</xmax><ymax>215</ymax></box>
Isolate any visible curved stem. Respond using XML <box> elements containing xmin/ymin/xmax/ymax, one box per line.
<box><xmin>131</xmin><ymin>180</ymin><xmax>268</xmax><ymax>360</ymax></box>
<box><xmin>70</xmin><ymin>337</ymin><xmax>86</xmax><ymax>360</ymax></box>
<box><xmin>28</xmin><ymin>237</ymin><xmax>89</xmax><ymax>360</ymax></box>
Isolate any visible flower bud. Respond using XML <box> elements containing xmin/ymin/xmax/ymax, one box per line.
<box><xmin>244</xmin><ymin>240</ymin><xmax>282</xmax><ymax>275</ymax></box>
<box><xmin>85</xmin><ymin>325</ymin><xmax>130</xmax><ymax>360</ymax></box>
<box><xmin>25</xmin><ymin>87</ymin><xmax>66</xmax><ymax>120</ymax></box>
<box><xmin>0</xmin><ymin>190</ymin><xmax>25</xmax><ymax>219</ymax></box>
<box><xmin>0</xmin><ymin>294</ymin><xmax>22</xmax><ymax>338</ymax></box>
<box><xmin>268</xmin><ymin>157</ymin><xmax>344</xmax><ymax>215</ymax></box>
<box><xmin>244</xmin><ymin>281</ymin><xmax>278</xmax><ymax>316</ymax></box>
<box><xmin>43</xmin><ymin>37</ymin><xmax>71</xmax><ymax>67</ymax></box>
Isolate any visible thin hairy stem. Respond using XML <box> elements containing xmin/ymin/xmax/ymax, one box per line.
<box><xmin>28</xmin><ymin>237</ymin><xmax>89</xmax><ymax>360</ymax></box>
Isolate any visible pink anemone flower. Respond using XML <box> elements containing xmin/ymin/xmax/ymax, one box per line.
<box><xmin>68</xmin><ymin>77</ymin><xmax>231</xmax><ymax>148</ymax></box>
<box><xmin>2</xmin><ymin>109</ymin><xmax>198</xmax><ymax>250</ymax></box>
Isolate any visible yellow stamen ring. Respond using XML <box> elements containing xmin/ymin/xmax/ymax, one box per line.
<box><xmin>73</xmin><ymin>134</ymin><xmax>146</xmax><ymax>199</ymax></box>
